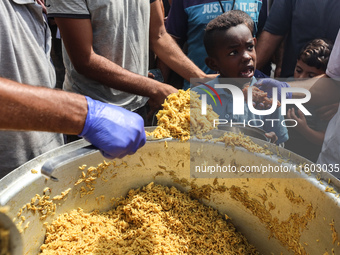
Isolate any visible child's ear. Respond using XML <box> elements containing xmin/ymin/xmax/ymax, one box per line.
<box><xmin>253</xmin><ymin>37</ymin><xmax>257</xmax><ymax>46</ymax></box>
<box><xmin>205</xmin><ymin>57</ymin><xmax>219</xmax><ymax>72</ymax></box>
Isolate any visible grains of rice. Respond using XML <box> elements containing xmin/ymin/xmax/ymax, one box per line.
<box><xmin>215</xmin><ymin>132</ymin><xmax>272</xmax><ymax>155</ymax></box>
<box><xmin>146</xmin><ymin>90</ymin><xmax>275</xmax><ymax>156</ymax></box>
<box><xmin>330</xmin><ymin>219</ymin><xmax>338</xmax><ymax>244</ymax></box>
<box><xmin>40</xmin><ymin>183</ymin><xmax>259</xmax><ymax>255</ymax></box>
<box><xmin>146</xmin><ymin>89</ymin><xmax>219</xmax><ymax>141</ymax></box>
<box><xmin>229</xmin><ymin>185</ymin><xmax>316</xmax><ymax>255</ymax></box>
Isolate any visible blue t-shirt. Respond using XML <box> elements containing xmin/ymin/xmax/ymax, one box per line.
<box><xmin>192</xmin><ymin>75</ymin><xmax>289</xmax><ymax>144</ymax></box>
<box><xmin>166</xmin><ymin>0</ymin><xmax>265</xmax><ymax>89</ymax></box>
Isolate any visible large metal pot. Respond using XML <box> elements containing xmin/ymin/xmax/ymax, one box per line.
<box><xmin>0</xmin><ymin>130</ymin><xmax>339</xmax><ymax>255</ymax></box>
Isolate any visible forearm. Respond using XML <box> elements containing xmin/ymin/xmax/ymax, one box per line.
<box><xmin>296</xmin><ymin>126</ymin><xmax>325</xmax><ymax>146</ymax></box>
<box><xmin>288</xmin><ymin>75</ymin><xmax>340</xmax><ymax>105</ymax></box>
<box><xmin>54</xmin><ymin>17</ymin><xmax>176</xmax><ymax>102</ymax></box>
<box><xmin>255</xmin><ymin>31</ymin><xmax>284</xmax><ymax>70</ymax></box>
<box><xmin>0</xmin><ymin>78</ymin><xmax>87</xmax><ymax>135</ymax></box>
<box><xmin>150</xmin><ymin>32</ymin><xmax>206</xmax><ymax>81</ymax></box>
<box><xmin>150</xmin><ymin>0</ymin><xmax>206</xmax><ymax>82</ymax></box>
<box><xmin>74</xmin><ymin>53</ymin><xmax>172</xmax><ymax>99</ymax></box>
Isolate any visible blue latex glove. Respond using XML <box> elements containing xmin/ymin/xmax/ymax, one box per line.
<box><xmin>79</xmin><ymin>97</ymin><xmax>146</xmax><ymax>159</ymax></box>
<box><xmin>254</xmin><ymin>78</ymin><xmax>292</xmax><ymax>101</ymax></box>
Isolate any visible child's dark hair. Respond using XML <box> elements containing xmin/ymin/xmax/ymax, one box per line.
<box><xmin>298</xmin><ymin>39</ymin><xmax>334</xmax><ymax>71</ymax></box>
<box><xmin>204</xmin><ymin>10</ymin><xmax>254</xmax><ymax>57</ymax></box>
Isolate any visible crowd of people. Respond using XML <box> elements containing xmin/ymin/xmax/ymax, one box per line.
<box><xmin>0</xmin><ymin>0</ymin><xmax>340</xmax><ymax>179</ymax></box>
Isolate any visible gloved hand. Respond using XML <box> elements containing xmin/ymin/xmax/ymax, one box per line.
<box><xmin>254</xmin><ymin>78</ymin><xmax>292</xmax><ymax>101</ymax></box>
<box><xmin>79</xmin><ymin>97</ymin><xmax>146</xmax><ymax>159</ymax></box>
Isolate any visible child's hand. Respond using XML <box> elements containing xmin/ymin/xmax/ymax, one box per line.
<box><xmin>287</xmin><ymin>108</ymin><xmax>308</xmax><ymax>132</ymax></box>
<box><xmin>254</xmin><ymin>78</ymin><xmax>292</xmax><ymax>101</ymax></box>
<box><xmin>264</xmin><ymin>131</ymin><xmax>278</xmax><ymax>144</ymax></box>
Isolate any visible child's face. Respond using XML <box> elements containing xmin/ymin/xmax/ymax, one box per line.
<box><xmin>206</xmin><ymin>24</ymin><xmax>256</xmax><ymax>80</ymax></box>
<box><xmin>294</xmin><ymin>60</ymin><xmax>325</xmax><ymax>79</ymax></box>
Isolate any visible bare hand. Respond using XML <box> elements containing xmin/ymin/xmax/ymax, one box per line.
<box><xmin>204</xmin><ymin>73</ymin><xmax>219</xmax><ymax>80</ymax></box>
<box><xmin>287</xmin><ymin>108</ymin><xmax>308</xmax><ymax>132</ymax></box>
<box><xmin>147</xmin><ymin>84</ymin><xmax>178</xmax><ymax>121</ymax></box>
<box><xmin>316</xmin><ymin>103</ymin><xmax>339</xmax><ymax>121</ymax></box>
<box><xmin>264</xmin><ymin>131</ymin><xmax>278</xmax><ymax>144</ymax></box>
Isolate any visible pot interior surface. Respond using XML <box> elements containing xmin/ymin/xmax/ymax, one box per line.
<box><xmin>0</xmin><ymin>136</ymin><xmax>339</xmax><ymax>255</ymax></box>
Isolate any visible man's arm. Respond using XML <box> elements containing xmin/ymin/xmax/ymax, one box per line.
<box><xmin>54</xmin><ymin>17</ymin><xmax>177</xmax><ymax>108</ymax></box>
<box><xmin>149</xmin><ymin>0</ymin><xmax>211</xmax><ymax>82</ymax></box>
<box><xmin>0</xmin><ymin>77</ymin><xmax>86</xmax><ymax>134</ymax></box>
<box><xmin>289</xmin><ymin>75</ymin><xmax>340</xmax><ymax>106</ymax></box>
<box><xmin>255</xmin><ymin>31</ymin><xmax>284</xmax><ymax>71</ymax></box>
<box><xmin>0</xmin><ymin>78</ymin><xmax>146</xmax><ymax>159</ymax></box>
<box><xmin>255</xmin><ymin>75</ymin><xmax>340</xmax><ymax>106</ymax></box>
<box><xmin>256</xmin><ymin>28</ymin><xmax>340</xmax><ymax>107</ymax></box>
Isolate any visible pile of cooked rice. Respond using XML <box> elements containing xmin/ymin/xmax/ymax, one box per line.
<box><xmin>146</xmin><ymin>89</ymin><xmax>219</xmax><ymax>141</ymax></box>
<box><xmin>40</xmin><ymin>183</ymin><xmax>258</xmax><ymax>254</ymax></box>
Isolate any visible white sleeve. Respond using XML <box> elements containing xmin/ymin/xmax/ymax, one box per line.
<box><xmin>326</xmin><ymin>29</ymin><xmax>340</xmax><ymax>80</ymax></box>
<box><xmin>47</xmin><ymin>0</ymin><xmax>90</xmax><ymax>17</ymax></box>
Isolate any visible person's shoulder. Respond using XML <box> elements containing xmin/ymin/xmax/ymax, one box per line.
<box><xmin>254</xmin><ymin>69</ymin><xmax>270</xmax><ymax>79</ymax></box>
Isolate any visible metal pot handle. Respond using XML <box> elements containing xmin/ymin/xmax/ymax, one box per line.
<box><xmin>41</xmin><ymin>145</ymin><xmax>98</xmax><ymax>182</ymax></box>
